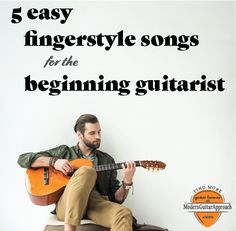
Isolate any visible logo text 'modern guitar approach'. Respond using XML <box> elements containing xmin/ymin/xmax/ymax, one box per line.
<box><xmin>183</xmin><ymin>186</ymin><xmax>232</xmax><ymax>227</ymax></box>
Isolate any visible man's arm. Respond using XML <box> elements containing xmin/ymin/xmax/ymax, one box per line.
<box><xmin>30</xmin><ymin>156</ymin><xmax>50</xmax><ymax>167</ymax></box>
<box><xmin>18</xmin><ymin>145</ymin><xmax>73</xmax><ymax>175</ymax></box>
<box><xmin>115</xmin><ymin>161</ymin><xmax>136</xmax><ymax>202</ymax></box>
<box><xmin>31</xmin><ymin>156</ymin><xmax>73</xmax><ymax>175</ymax></box>
<box><xmin>17</xmin><ymin>151</ymin><xmax>51</xmax><ymax>168</ymax></box>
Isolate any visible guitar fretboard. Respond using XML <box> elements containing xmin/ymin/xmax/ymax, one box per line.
<box><xmin>94</xmin><ymin>160</ymin><xmax>141</xmax><ymax>172</ymax></box>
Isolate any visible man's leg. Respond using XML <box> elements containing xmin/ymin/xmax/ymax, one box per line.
<box><xmin>86</xmin><ymin>194</ymin><xmax>133</xmax><ymax>231</ymax></box>
<box><xmin>56</xmin><ymin>166</ymin><xmax>97</xmax><ymax>231</ymax></box>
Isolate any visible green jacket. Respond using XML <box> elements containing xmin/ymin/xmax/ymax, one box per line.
<box><xmin>18</xmin><ymin>145</ymin><xmax>121</xmax><ymax>203</ymax></box>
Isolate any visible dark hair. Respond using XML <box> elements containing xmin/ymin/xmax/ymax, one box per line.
<box><xmin>74</xmin><ymin>114</ymin><xmax>99</xmax><ymax>134</ymax></box>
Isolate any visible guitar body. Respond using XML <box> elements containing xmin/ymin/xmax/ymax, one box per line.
<box><xmin>25</xmin><ymin>158</ymin><xmax>165</xmax><ymax>206</ymax></box>
<box><xmin>25</xmin><ymin>158</ymin><xmax>93</xmax><ymax>206</ymax></box>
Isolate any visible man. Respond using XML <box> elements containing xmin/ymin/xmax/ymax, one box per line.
<box><xmin>18</xmin><ymin>114</ymin><xmax>136</xmax><ymax>231</ymax></box>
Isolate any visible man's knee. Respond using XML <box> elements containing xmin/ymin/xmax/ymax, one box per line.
<box><xmin>73</xmin><ymin>166</ymin><xmax>97</xmax><ymax>182</ymax></box>
<box><xmin>121</xmin><ymin>207</ymin><xmax>132</xmax><ymax>218</ymax></box>
<box><xmin>75</xmin><ymin>166</ymin><xmax>96</xmax><ymax>176</ymax></box>
<box><xmin>113</xmin><ymin>206</ymin><xmax>133</xmax><ymax>222</ymax></box>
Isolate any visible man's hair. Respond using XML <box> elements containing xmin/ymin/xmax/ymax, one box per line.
<box><xmin>74</xmin><ymin>114</ymin><xmax>99</xmax><ymax>134</ymax></box>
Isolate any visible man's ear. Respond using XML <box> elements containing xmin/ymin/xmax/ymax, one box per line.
<box><xmin>77</xmin><ymin>131</ymin><xmax>83</xmax><ymax>139</ymax></box>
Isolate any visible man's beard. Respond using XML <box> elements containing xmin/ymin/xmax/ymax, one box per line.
<box><xmin>83</xmin><ymin>137</ymin><xmax>101</xmax><ymax>151</ymax></box>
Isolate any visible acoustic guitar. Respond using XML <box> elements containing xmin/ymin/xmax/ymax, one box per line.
<box><xmin>25</xmin><ymin>158</ymin><xmax>166</xmax><ymax>206</ymax></box>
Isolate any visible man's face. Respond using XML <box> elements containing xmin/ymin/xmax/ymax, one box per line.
<box><xmin>80</xmin><ymin>122</ymin><xmax>101</xmax><ymax>150</ymax></box>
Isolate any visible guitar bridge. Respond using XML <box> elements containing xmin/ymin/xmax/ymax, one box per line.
<box><xmin>44</xmin><ymin>167</ymin><xmax>49</xmax><ymax>185</ymax></box>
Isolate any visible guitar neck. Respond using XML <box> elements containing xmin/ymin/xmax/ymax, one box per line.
<box><xmin>94</xmin><ymin>160</ymin><xmax>141</xmax><ymax>172</ymax></box>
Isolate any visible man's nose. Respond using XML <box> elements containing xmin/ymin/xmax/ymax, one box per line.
<box><xmin>95</xmin><ymin>133</ymin><xmax>101</xmax><ymax>139</ymax></box>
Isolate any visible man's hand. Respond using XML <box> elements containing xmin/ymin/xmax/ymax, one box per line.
<box><xmin>54</xmin><ymin>159</ymin><xmax>74</xmax><ymax>175</ymax></box>
<box><xmin>122</xmin><ymin>161</ymin><xmax>136</xmax><ymax>184</ymax></box>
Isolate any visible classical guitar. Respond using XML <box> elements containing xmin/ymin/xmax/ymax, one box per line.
<box><xmin>25</xmin><ymin>158</ymin><xmax>166</xmax><ymax>206</ymax></box>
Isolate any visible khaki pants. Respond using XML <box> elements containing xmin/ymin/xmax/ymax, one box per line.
<box><xmin>56</xmin><ymin>166</ymin><xmax>133</xmax><ymax>231</ymax></box>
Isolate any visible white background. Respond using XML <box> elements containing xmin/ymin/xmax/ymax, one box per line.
<box><xmin>0</xmin><ymin>1</ymin><xmax>235</xmax><ymax>231</ymax></box>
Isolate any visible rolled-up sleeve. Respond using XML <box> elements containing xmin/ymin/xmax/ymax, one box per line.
<box><xmin>17</xmin><ymin>145</ymin><xmax>68</xmax><ymax>168</ymax></box>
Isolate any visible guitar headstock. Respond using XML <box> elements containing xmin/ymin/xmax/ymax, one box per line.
<box><xmin>140</xmin><ymin>160</ymin><xmax>166</xmax><ymax>171</ymax></box>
